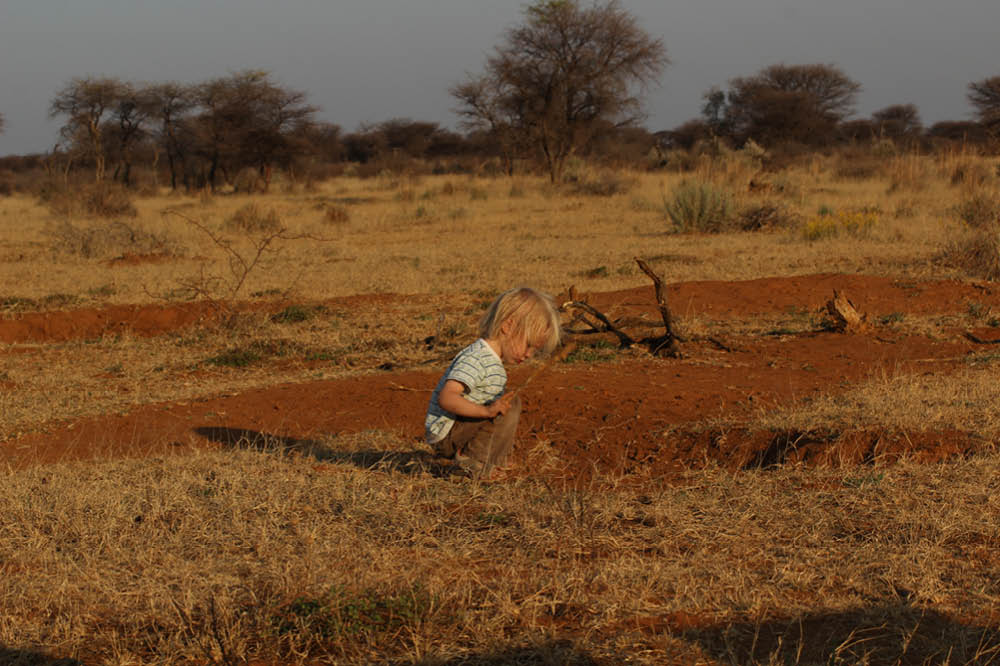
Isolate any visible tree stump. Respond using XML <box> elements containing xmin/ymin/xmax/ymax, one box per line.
<box><xmin>825</xmin><ymin>290</ymin><xmax>866</xmax><ymax>332</ymax></box>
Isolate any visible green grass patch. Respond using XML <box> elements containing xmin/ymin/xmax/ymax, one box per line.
<box><xmin>272</xmin><ymin>584</ymin><xmax>434</xmax><ymax>641</ymax></box>
<box><xmin>270</xmin><ymin>304</ymin><xmax>329</xmax><ymax>324</ymax></box>
<box><xmin>564</xmin><ymin>339</ymin><xmax>619</xmax><ymax>363</ymax></box>
<box><xmin>204</xmin><ymin>339</ymin><xmax>309</xmax><ymax>368</ymax></box>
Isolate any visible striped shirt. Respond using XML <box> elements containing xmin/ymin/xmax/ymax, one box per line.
<box><xmin>425</xmin><ymin>338</ymin><xmax>507</xmax><ymax>443</ymax></box>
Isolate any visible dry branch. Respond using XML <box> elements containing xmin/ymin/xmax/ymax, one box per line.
<box><xmin>634</xmin><ymin>256</ymin><xmax>683</xmax><ymax>357</ymax></box>
<box><xmin>562</xmin><ymin>300</ymin><xmax>635</xmax><ymax>347</ymax></box>
<box><xmin>964</xmin><ymin>331</ymin><xmax>1000</xmax><ymax>345</ymax></box>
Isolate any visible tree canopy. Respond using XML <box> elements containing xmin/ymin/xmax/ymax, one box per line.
<box><xmin>451</xmin><ymin>0</ymin><xmax>668</xmax><ymax>182</ymax></box>
<box><xmin>968</xmin><ymin>75</ymin><xmax>1000</xmax><ymax>130</ymax></box>
<box><xmin>704</xmin><ymin>63</ymin><xmax>861</xmax><ymax>146</ymax></box>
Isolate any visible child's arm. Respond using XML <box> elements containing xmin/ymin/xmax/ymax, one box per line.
<box><xmin>438</xmin><ymin>380</ymin><xmax>512</xmax><ymax>419</ymax></box>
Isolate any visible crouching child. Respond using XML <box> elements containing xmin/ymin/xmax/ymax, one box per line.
<box><xmin>425</xmin><ymin>287</ymin><xmax>562</xmax><ymax>477</ymax></box>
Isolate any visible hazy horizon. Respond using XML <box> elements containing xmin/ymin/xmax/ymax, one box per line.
<box><xmin>1</xmin><ymin>0</ymin><xmax>997</xmax><ymax>156</ymax></box>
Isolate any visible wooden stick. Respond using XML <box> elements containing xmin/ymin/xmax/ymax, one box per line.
<box><xmin>563</xmin><ymin>301</ymin><xmax>634</xmax><ymax>347</ymax></box>
<box><xmin>635</xmin><ymin>257</ymin><xmax>683</xmax><ymax>357</ymax></box>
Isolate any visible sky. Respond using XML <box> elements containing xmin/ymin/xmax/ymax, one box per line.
<box><xmin>0</xmin><ymin>0</ymin><xmax>997</xmax><ymax>156</ymax></box>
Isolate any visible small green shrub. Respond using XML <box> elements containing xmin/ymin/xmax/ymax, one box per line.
<box><xmin>204</xmin><ymin>339</ymin><xmax>306</xmax><ymax>368</ymax></box>
<box><xmin>662</xmin><ymin>181</ymin><xmax>734</xmax><ymax>233</ymax></box>
<box><xmin>272</xmin><ymin>584</ymin><xmax>433</xmax><ymax>641</ymax></box>
<box><xmin>205</xmin><ymin>347</ymin><xmax>263</xmax><ymax>368</ymax></box>
<box><xmin>581</xmin><ymin>265</ymin><xmax>609</xmax><ymax>278</ymax></box>
<box><xmin>564</xmin><ymin>339</ymin><xmax>619</xmax><ymax>363</ymax></box>
<box><xmin>270</xmin><ymin>304</ymin><xmax>328</xmax><ymax>324</ymax></box>
<box><xmin>879</xmin><ymin>312</ymin><xmax>905</xmax><ymax>325</ymax></box>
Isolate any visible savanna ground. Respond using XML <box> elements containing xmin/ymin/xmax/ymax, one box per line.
<box><xmin>3</xmin><ymin>149</ymin><xmax>1000</xmax><ymax>665</ymax></box>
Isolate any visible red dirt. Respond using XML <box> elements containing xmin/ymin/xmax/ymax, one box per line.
<box><xmin>2</xmin><ymin>274</ymin><xmax>999</xmax><ymax>479</ymax></box>
<box><xmin>0</xmin><ymin>293</ymin><xmax>412</xmax><ymax>344</ymax></box>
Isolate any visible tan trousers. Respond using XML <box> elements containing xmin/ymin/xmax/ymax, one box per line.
<box><xmin>433</xmin><ymin>396</ymin><xmax>522</xmax><ymax>471</ymax></box>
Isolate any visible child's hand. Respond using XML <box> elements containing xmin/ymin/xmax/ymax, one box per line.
<box><xmin>489</xmin><ymin>393</ymin><xmax>515</xmax><ymax>417</ymax></box>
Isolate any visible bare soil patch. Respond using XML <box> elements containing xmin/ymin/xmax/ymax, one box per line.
<box><xmin>3</xmin><ymin>274</ymin><xmax>997</xmax><ymax>479</ymax></box>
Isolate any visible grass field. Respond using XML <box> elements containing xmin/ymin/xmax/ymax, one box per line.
<box><xmin>2</xmin><ymin>149</ymin><xmax>1000</xmax><ymax>664</ymax></box>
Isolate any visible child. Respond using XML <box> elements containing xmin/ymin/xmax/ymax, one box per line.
<box><xmin>425</xmin><ymin>287</ymin><xmax>562</xmax><ymax>476</ymax></box>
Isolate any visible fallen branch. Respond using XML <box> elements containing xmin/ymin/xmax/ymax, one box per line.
<box><xmin>964</xmin><ymin>331</ymin><xmax>1000</xmax><ymax>345</ymax></box>
<box><xmin>634</xmin><ymin>257</ymin><xmax>683</xmax><ymax>357</ymax></box>
<box><xmin>562</xmin><ymin>301</ymin><xmax>635</xmax><ymax>347</ymax></box>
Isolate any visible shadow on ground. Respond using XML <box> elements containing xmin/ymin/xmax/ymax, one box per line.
<box><xmin>0</xmin><ymin>646</ymin><xmax>81</xmax><ymax>665</ymax></box>
<box><xmin>193</xmin><ymin>426</ymin><xmax>463</xmax><ymax>478</ymax></box>
<box><xmin>686</xmin><ymin>601</ymin><xmax>1000</xmax><ymax>665</ymax></box>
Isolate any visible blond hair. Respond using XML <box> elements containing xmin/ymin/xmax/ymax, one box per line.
<box><xmin>478</xmin><ymin>287</ymin><xmax>562</xmax><ymax>356</ymax></box>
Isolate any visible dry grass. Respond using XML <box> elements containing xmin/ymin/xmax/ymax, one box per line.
<box><xmin>4</xmin><ymin>152</ymin><xmax>1000</xmax><ymax>664</ymax></box>
<box><xmin>0</xmin><ymin>154</ymin><xmax>983</xmax><ymax>308</ymax></box>
<box><xmin>0</xmin><ymin>294</ymin><xmax>476</xmax><ymax>440</ymax></box>
<box><xmin>745</xmin><ymin>360</ymin><xmax>1000</xmax><ymax>438</ymax></box>
<box><xmin>2</xmin><ymin>441</ymin><xmax>999</xmax><ymax>664</ymax></box>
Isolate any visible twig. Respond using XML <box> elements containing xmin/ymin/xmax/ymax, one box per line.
<box><xmin>965</xmin><ymin>331</ymin><xmax>1000</xmax><ymax>345</ymax></box>
<box><xmin>634</xmin><ymin>256</ymin><xmax>683</xmax><ymax>357</ymax></box>
<box><xmin>389</xmin><ymin>382</ymin><xmax>432</xmax><ymax>392</ymax></box>
<box><xmin>507</xmin><ymin>341</ymin><xmax>578</xmax><ymax>398</ymax></box>
<box><xmin>563</xmin><ymin>301</ymin><xmax>634</xmax><ymax>347</ymax></box>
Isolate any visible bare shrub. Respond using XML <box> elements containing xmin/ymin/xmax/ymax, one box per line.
<box><xmin>43</xmin><ymin>219</ymin><xmax>172</xmax><ymax>259</ymax></box>
<box><xmin>954</xmin><ymin>194</ymin><xmax>1000</xmax><ymax>229</ymax></box>
<box><xmin>887</xmin><ymin>155</ymin><xmax>931</xmax><ymax>192</ymax></box>
<box><xmin>84</xmin><ymin>183</ymin><xmax>138</xmax><ymax>218</ymax></box>
<box><xmin>942</xmin><ymin>227</ymin><xmax>1000</xmax><ymax>281</ymax></box>
<box><xmin>0</xmin><ymin>170</ymin><xmax>14</xmax><ymax>196</ymax></box>
<box><xmin>162</xmin><ymin>209</ymin><xmax>327</xmax><ymax>320</ymax></box>
<box><xmin>834</xmin><ymin>158</ymin><xmax>883</xmax><ymax>181</ymax></box>
<box><xmin>45</xmin><ymin>182</ymin><xmax>138</xmax><ymax>219</ymax></box>
<box><xmin>738</xmin><ymin>202</ymin><xmax>798</xmax><ymax>232</ymax></box>
<box><xmin>569</xmin><ymin>172</ymin><xmax>636</xmax><ymax>197</ymax></box>
<box><xmin>225</xmin><ymin>203</ymin><xmax>282</xmax><ymax>234</ymax></box>
<box><xmin>232</xmin><ymin>168</ymin><xmax>266</xmax><ymax>195</ymax></box>
<box><xmin>323</xmin><ymin>206</ymin><xmax>350</xmax><ymax>225</ymax></box>
<box><xmin>950</xmin><ymin>161</ymin><xmax>993</xmax><ymax>188</ymax></box>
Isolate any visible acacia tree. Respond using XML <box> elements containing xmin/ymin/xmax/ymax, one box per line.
<box><xmin>103</xmin><ymin>82</ymin><xmax>154</xmax><ymax>186</ymax></box>
<box><xmin>142</xmin><ymin>82</ymin><xmax>197</xmax><ymax>190</ymax></box>
<box><xmin>871</xmin><ymin>104</ymin><xmax>922</xmax><ymax>140</ymax></box>
<box><xmin>49</xmin><ymin>77</ymin><xmax>129</xmax><ymax>182</ymax></box>
<box><xmin>452</xmin><ymin>0</ymin><xmax>667</xmax><ymax>182</ymax></box>
<box><xmin>968</xmin><ymin>75</ymin><xmax>1000</xmax><ymax>131</ymax></box>
<box><xmin>0</xmin><ymin>112</ymin><xmax>5</xmax><ymax>135</ymax></box>
<box><xmin>191</xmin><ymin>70</ymin><xmax>317</xmax><ymax>191</ymax></box>
<box><xmin>706</xmin><ymin>63</ymin><xmax>861</xmax><ymax>146</ymax></box>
